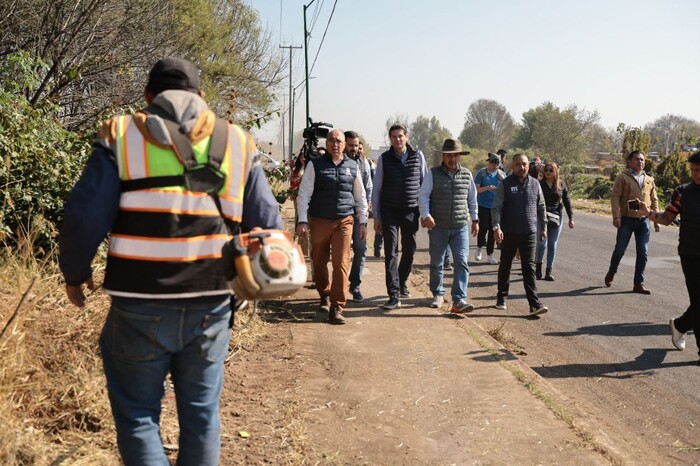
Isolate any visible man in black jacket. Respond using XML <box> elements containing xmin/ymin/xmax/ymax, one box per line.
<box><xmin>371</xmin><ymin>124</ymin><xmax>428</xmax><ymax>310</ymax></box>
<box><xmin>491</xmin><ymin>153</ymin><xmax>549</xmax><ymax>316</ymax></box>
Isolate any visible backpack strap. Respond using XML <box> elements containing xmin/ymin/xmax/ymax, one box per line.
<box><xmin>121</xmin><ymin>110</ymin><xmax>230</xmax><ymax>192</ymax></box>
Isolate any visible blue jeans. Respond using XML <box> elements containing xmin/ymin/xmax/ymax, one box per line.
<box><xmin>536</xmin><ymin>213</ymin><xmax>563</xmax><ymax>268</ymax></box>
<box><xmin>428</xmin><ymin>225</ymin><xmax>470</xmax><ymax>302</ymax></box>
<box><xmin>349</xmin><ymin>216</ymin><xmax>366</xmax><ymax>291</ymax></box>
<box><xmin>608</xmin><ymin>216</ymin><xmax>650</xmax><ymax>285</ymax></box>
<box><xmin>100</xmin><ymin>296</ymin><xmax>231</xmax><ymax>466</ymax></box>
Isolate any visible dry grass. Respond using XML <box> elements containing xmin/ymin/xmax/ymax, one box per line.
<box><xmin>570</xmin><ymin>198</ymin><xmax>610</xmax><ymax>215</ymax></box>
<box><xmin>0</xmin><ymin>234</ymin><xmax>281</xmax><ymax>465</ymax></box>
<box><xmin>0</xmin><ymin>233</ymin><xmax>119</xmax><ymax>465</ymax></box>
<box><xmin>487</xmin><ymin>321</ymin><xmax>527</xmax><ymax>355</ymax></box>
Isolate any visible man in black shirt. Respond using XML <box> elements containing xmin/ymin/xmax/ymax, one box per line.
<box><xmin>491</xmin><ymin>153</ymin><xmax>549</xmax><ymax>316</ymax></box>
<box><xmin>643</xmin><ymin>151</ymin><xmax>700</xmax><ymax>361</ymax></box>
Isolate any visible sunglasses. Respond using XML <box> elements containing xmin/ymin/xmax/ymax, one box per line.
<box><xmin>544</xmin><ymin>168</ymin><xmax>554</xmax><ymax>173</ymax></box>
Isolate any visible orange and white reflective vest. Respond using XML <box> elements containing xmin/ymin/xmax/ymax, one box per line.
<box><xmin>102</xmin><ymin>112</ymin><xmax>255</xmax><ymax>299</ymax></box>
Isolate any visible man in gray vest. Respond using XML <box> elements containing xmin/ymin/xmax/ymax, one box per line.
<box><xmin>371</xmin><ymin>124</ymin><xmax>429</xmax><ymax>310</ymax></box>
<box><xmin>492</xmin><ymin>153</ymin><xmax>549</xmax><ymax>316</ymax></box>
<box><xmin>296</xmin><ymin>129</ymin><xmax>368</xmax><ymax>324</ymax></box>
<box><xmin>419</xmin><ymin>139</ymin><xmax>479</xmax><ymax>313</ymax></box>
<box><xmin>344</xmin><ymin>131</ymin><xmax>372</xmax><ymax>303</ymax></box>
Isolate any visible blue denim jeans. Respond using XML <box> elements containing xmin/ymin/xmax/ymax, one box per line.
<box><xmin>100</xmin><ymin>296</ymin><xmax>231</xmax><ymax>466</ymax></box>
<box><xmin>536</xmin><ymin>213</ymin><xmax>563</xmax><ymax>268</ymax></box>
<box><xmin>349</xmin><ymin>216</ymin><xmax>366</xmax><ymax>291</ymax></box>
<box><xmin>608</xmin><ymin>216</ymin><xmax>650</xmax><ymax>284</ymax></box>
<box><xmin>428</xmin><ymin>225</ymin><xmax>470</xmax><ymax>302</ymax></box>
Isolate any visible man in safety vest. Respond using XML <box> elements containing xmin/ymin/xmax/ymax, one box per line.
<box><xmin>58</xmin><ymin>57</ymin><xmax>282</xmax><ymax>466</ymax></box>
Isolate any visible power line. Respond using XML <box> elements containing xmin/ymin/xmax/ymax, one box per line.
<box><xmin>309</xmin><ymin>0</ymin><xmax>338</xmax><ymax>76</ymax></box>
<box><xmin>309</xmin><ymin>0</ymin><xmax>325</xmax><ymax>34</ymax></box>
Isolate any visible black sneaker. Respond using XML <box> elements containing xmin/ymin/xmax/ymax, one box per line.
<box><xmin>374</xmin><ymin>250</ymin><xmax>381</xmax><ymax>258</ymax></box>
<box><xmin>399</xmin><ymin>286</ymin><xmax>411</xmax><ymax>298</ymax></box>
<box><xmin>351</xmin><ymin>289</ymin><xmax>364</xmax><ymax>303</ymax></box>
<box><xmin>443</xmin><ymin>262</ymin><xmax>453</xmax><ymax>271</ymax></box>
<box><xmin>382</xmin><ymin>296</ymin><xmax>401</xmax><ymax>310</ymax></box>
<box><xmin>529</xmin><ymin>304</ymin><xmax>548</xmax><ymax>316</ymax></box>
<box><xmin>319</xmin><ymin>295</ymin><xmax>331</xmax><ymax>312</ymax></box>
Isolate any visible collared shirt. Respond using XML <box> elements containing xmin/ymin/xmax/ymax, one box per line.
<box><xmin>371</xmin><ymin>148</ymin><xmax>428</xmax><ymax>220</ymax></box>
<box><xmin>628</xmin><ymin>168</ymin><xmax>645</xmax><ymax>189</ymax></box>
<box><xmin>418</xmin><ymin>167</ymin><xmax>478</xmax><ymax>223</ymax></box>
<box><xmin>296</xmin><ymin>158</ymin><xmax>368</xmax><ymax>224</ymax></box>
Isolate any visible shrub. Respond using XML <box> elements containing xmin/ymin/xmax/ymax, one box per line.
<box><xmin>0</xmin><ymin>52</ymin><xmax>92</xmax><ymax>252</ymax></box>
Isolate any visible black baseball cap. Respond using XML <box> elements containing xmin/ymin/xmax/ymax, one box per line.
<box><xmin>147</xmin><ymin>57</ymin><xmax>200</xmax><ymax>95</ymax></box>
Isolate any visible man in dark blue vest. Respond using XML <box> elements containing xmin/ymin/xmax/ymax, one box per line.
<box><xmin>344</xmin><ymin>131</ymin><xmax>372</xmax><ymax>303</ymax></box>
<box><xmin>371</xmin><ymin>124</ymin><xmax>429</xmax><ymax>310</ymax></box>
<box><xmin>492</xmin><ymin>153</ymin><xmax>549</xmax><ymax>316</ymax></box>
<box><xmin>419</xmin><ymin>139</ymin><xmax>479</xmax><ymax>314</ymax></box>
<box><xmin>296</xmin><ymin>129</ymin><xmax>368</xmax><ymax>324</ymax></box>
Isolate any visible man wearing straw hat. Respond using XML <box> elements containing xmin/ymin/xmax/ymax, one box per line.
<box><xmin>419</xmin><ymin>138</ymin><xmax>479</xmax><ymax>313</ymax></box>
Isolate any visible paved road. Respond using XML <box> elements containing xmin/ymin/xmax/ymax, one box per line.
<box><xmin>413</xmin><ymin>211</ymin><xmax>700</xmax><ymax>462</ymax></box>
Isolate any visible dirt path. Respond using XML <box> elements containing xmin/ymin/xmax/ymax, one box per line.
<box><xmin>218</xmin><ymin>256</ymin><xmax>611</xmax><ymax>464</ymax></box>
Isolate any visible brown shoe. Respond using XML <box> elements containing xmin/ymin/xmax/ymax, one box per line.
<box><xmin>329</xmin><ymin>306</ymin><xmax>346</xmax><ymax>325</ymax></box>
<box><xmin>632</xmin><ymin>283</ymin><xmax>651</xmax><ymax>295</ymax></box>
<box><xmin>604</xmin><ymin>271</ymin><xmax>615</xmax><ymax>287</ymax></box>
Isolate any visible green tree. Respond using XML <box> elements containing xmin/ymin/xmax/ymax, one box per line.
<box><xmin>617</xmin><ymin>124</ymin><xmax>651</xmax><ymax>158</ymax></box>
<box><xmin>513</xmin><ymin>102</ymin><xmax>600</xmax><ymax>164</ymax></box>
<box><xmin>0</xmin><ymin>52</ymin><xmax>91</xmax><ymax>250</ymax></box>
<box><xmin>458</xmin><ymin>99</ymin><xmax>515</xmax><ymax>151</ymax></box>
<box><xmin>655</xmin><ymin>149</ymin><xmax>690</xmax><ymax>190</ymax></box>
<box><xmin>409</xmin><ymin>115</ymin><xmax>452</xmax><ymax>166</ymax></box>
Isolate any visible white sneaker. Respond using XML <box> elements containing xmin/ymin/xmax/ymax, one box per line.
<box><xmin>488</xmin><ymin>254</ymin><xmax>498</xmax><ymax>265</ymax></box>
<box><xmin>474</xmin><ymin>247</ymin><xmax>483</xmax><ymax>262</ymax></box>
<box><xmin>670</xmin><ymin>318</ymin><xmax>686</xmax><ymax>350</ymax></box>
<box><xmin>430</xmin><ymin>295</ymin><xmax>444</xmax><ymax>308</ymax></box>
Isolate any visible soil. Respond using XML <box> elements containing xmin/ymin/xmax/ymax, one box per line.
<box><xmin>207</xmin><ymin>204</ymin><xmax>610</xmax><ymax>465</ymax></box>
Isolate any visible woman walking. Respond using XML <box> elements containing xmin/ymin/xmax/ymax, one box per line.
<box><xmin>536</xmin><ymin>162</ymin><xmax>574</xmax><ymax>280</ymax></box>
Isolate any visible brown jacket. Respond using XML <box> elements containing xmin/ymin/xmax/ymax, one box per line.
<box><xmin>611</xmin><ymin>170</ymin><xmax>658</xmax><ymax>219</ymax></box>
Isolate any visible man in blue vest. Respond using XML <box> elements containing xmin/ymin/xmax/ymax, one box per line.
<box><xmin>344</xmin><ymin>130</ymin><xmax>372</xmax><ymax>303</ymax></box>
<box><xmin>296</xmin><ymin>129</ymin><xmax>368</xmax><ymax>324</ymax></box>
<box><xmin>59</xmin><ymin>57</ymin><xmax>283</xmax><ymax>465</ymax></box>
<box><xmin>419</xmin><ymin>139</ymin><xmax>479</xmax><ymax>313</ymax></box>
<box><xmin>492</xmin><ymin>153</ymin><xmax>549</xmax><ymax>316</ymax></box>
<box><xmin>371</xmin><ymin>124</ymin><xmax>429</xmax><ymax>310</ymax></box>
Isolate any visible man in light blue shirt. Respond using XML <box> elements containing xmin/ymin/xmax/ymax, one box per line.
<box><xmin>418</xmin><ymin>139</ymin><xmax>478</xmax><ymax>313</ymax></box>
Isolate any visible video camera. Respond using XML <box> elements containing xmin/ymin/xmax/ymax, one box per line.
<box><xmin>293</xmin><ymin>118</ymin><xmax>334</xmax><ymax>172</ymax></box>
<box><xmin>302</xmin><ymin>119</ymin><xmax>333</xmax><ymax>143</ymax></box>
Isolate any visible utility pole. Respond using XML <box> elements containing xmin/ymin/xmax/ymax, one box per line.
<box><xmin>280</xmin><ymin>45</ymin><xmax>301</xmax><ymax>163</ymax></box>
<box><xmin>303</xmin><ymin>0</ymin><xmax>316</xmax><ymax>127</ymax></box>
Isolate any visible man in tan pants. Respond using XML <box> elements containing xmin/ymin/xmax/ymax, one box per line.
<box><xmin>296</xmin><ymin>129</ymin><xmax>368</xmax><ymax>324</ymax></box>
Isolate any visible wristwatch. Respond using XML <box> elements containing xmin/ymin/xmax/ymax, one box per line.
<box><xmin>492</xmin><ymin>224</ymin><xmax>500</xmax><ymax>231</ymax></box>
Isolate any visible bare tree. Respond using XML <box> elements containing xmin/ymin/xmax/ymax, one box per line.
<box><xmin>645</xmin><ymin>114</ymin><xmax>700</xmax><ymax>156</ymax></box>
<box><xmin>0</xmin><ymin>0</ymin><xmax>286</xmax><ymax>130</ymax></box>
<box><xmin>459</xmin><ymin>99</ymin><xmax>515</xmax><ymax>151</ymax></box>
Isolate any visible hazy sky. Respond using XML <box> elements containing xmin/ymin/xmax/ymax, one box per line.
<box><xmin>248</xmin><ymin>0</ymin><xmax>700</xmax><ymax>156</ymax></box>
